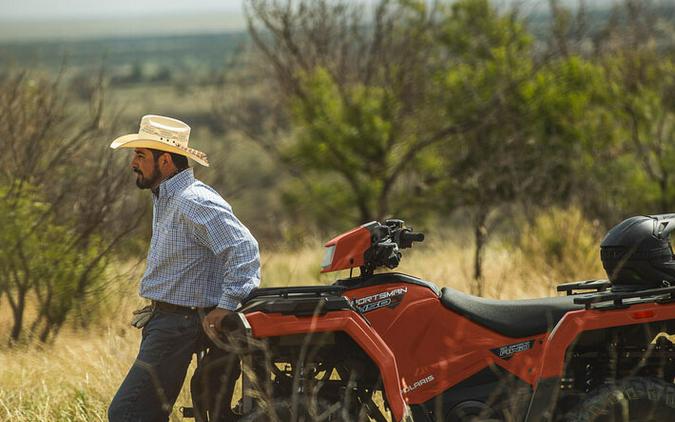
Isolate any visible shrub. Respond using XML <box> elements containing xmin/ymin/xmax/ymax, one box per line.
<box><xmin>516</xmin><ymin>207</ymin><xmax>606</xmax><ymax>289</ymax></box>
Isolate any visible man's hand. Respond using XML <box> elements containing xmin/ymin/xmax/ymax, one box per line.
<box><xmin>202</xmin><ymin>307</ymin><xmax>234</xmax><ymax>343</ymax></box>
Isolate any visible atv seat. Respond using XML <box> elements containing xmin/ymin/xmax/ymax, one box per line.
<box><xmin>440</xmin><ymin>287</ymin><xmax>584</xmax><ymax>338</ymax></box>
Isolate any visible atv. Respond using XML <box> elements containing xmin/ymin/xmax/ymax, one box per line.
<box><xmin>185</xmin><ymin>216</ymin><xmax>675</xmax><ymax>421</ymax></box>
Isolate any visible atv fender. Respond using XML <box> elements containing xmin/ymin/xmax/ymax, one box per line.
<box><xmin>242</xmin><ymin>310</ymin><xmax>412</xmax><ymax>422</ymax></box>
<box><xmin>526</xmin><ymin>302</ymin><xmax>675</xmax><ymax>421</ymax></box>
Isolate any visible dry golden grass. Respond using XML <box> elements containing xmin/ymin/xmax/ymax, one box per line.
<box><xmin>0</xmin><ymin>235</ymin><xmax>605</xmax><ymax>421</ymax></box>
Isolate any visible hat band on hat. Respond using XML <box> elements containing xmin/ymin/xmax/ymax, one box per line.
<box><xmin>139</xmin><ymin>123</ymin><xmax>187</xmax><ymax>148</ymax></box>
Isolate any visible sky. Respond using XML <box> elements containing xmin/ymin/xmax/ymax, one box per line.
<box><xmin>2</xmin><ymin>0</ymin><xmax>243</xmax><ymax>20</ymax></box>
<box><xmin>0</xmin><ymin>0</ymin><xmax>247</xmax><ymax>40</ymax></box>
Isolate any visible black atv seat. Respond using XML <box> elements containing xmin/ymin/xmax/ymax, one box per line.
<box><xmin>440</xmin><ymin>287</ymin><xmax>584</xmax><ymax>338</ymax></box>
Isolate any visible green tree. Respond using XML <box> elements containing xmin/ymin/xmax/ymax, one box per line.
<box><xmin>428</xmin><ymin>0</ymin><xmax>539</xmax><ymax>294</ymax></box>
<box><xmin>544</xmin><ymin>0</ymin><xmax>675</xmax><ymax>222</ymax></box>
<box><xmin>0</xmin><ymin>185</ymin><xmax>109</xmax><ymax>342</ymax></box>
<box><xmin>238</xmin><ymin>0</ymin><xmax>482</xmax><ymax>229</ymax></box>
<box><xmin>429</xmin><ymin>0</ymin><xmax>617</xmax><ymax>293</ymax></box>
<box><xmin>0</xmin><ymin>71</ymin><xmax>142</xmax><ymax>343</ymax></box>
<box><xmin>603</xmin><ymin>52</ymin><xmax>675</xmax><ymax>213</ymax></box>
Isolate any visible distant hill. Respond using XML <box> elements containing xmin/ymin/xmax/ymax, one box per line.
<box><xmin>0</xmin><ymin>32</ymin><xmax>249</xmax><ymax>73</ymax></box>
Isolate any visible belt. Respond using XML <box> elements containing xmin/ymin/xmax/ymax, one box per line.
<box><xmin>152</xmin><ymin>300</ymin><xmax>215</xmax><ymax>315</ymax></box>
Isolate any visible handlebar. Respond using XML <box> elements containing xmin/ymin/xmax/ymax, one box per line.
<box><xmin>400</xmin><ymin>231</ymin><xmax>425</xmax><ymax>243</ymax></box>
<box><xmin>362</xmin><ymin>219</ymin><xmax>425</xmax><ymax>275</ymax></box>
<box><xmin>397</xmin><ymin>229</ymin><xmax>425</xmax><ymax>249</ymax></box>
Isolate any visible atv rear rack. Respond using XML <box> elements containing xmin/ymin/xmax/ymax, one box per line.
<box><xmin>243</xmin><ymin>285</ymin><xmax>346</xmax><ymax>302</ymax></box>
<box><xmin>239</xmin><ymin>285</ymin><xmax>351</xmax><ymax>316</ymax></box>
<box><xmin>557</xmin><ymin>279</ymin><xmax>611</xmax><ymax>296</ymax></box>
<box><xmin>572</xmin><ymin>285</ymin><xmax>675</xmax><ymax>310</ymax></box>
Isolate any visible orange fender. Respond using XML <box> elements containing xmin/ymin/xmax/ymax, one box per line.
<box><xmin>244</xmin><ymin>310</ymin><xmax>410</xmax><ymax>422</ymax></box>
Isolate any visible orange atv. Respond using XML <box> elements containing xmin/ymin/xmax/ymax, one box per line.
<box><xmin>186</xmin><ymin>216</ymin><xmax>675</xmax><ymax>421</ymax></box>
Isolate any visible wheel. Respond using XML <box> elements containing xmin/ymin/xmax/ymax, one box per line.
<box><xmin>565</xmin><ymin>377</ymin><xmax>675</xmax><ymax>421</ymax></box>
<box><xmin>238</xmin><ymin>398</ymin><xmax>351</xmax><ymax>422</ymax></box>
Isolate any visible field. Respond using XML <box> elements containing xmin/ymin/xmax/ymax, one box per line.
<box><xmin>0</xmin><ymin>231</ymin><xmax>605</xmax><ymax>421</ymax></box>
<box><xmin>2</xmin><ymin>2</ymin><xmax>671</xmax><ymax>419</ymax></box>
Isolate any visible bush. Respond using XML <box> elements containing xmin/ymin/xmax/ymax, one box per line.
<box><xmin>516</xmin><ymin>207</ymin><xmax>606</xmax><ymax>289</ymax></box>
<box><xmin>0</xmin><ymin>71</ymin><xmax>142</xmax><ymax>344</ymax></box>
<box><xmin>0</xmin><ymin>184</ymin><xmax>110</xmax><ymax>343</ymax></box>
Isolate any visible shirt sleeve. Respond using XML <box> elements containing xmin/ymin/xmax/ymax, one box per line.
<box><xmin>187</xmin><ymin>197</ymin><xmax>261</xmax><ymax>310</ymax></box>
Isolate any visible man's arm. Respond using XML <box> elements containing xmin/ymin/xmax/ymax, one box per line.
<box><xmin>191</xmin><ymin>200</ymin><xmax>261</xmax><ymax>300</ymax></box>
<box><xmin>187</xmin><ymin>194</ymin><xmax>261</xmax><ymax>334</ymax></box>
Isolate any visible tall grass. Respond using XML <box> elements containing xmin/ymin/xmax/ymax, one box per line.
<box><xmin>0</xmin><ymin>220</ymin><xmax>606</xmax><ymax>421</ymax></box>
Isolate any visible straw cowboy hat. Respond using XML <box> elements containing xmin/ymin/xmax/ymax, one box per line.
<box><xmin>110</xmin><ymin>115</ymin><xmax>209</xmax><ymax>167</ymax></box>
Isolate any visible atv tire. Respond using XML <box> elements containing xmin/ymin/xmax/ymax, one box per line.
<box><xmin>566</xmin><ymin>377</ymin><xmax>675</xmax><ymax>421</ymax></box>
<box><xmin>238</xmin><ymin>398</ymin><xmax>351</xmax><ymax>422</ymax></box>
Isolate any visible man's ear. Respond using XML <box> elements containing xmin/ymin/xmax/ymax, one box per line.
<box><xmin>161</xmin><ymin>153</ymin><xmax>177</xmax><ymax>173</ymax></box>
<box><xmin>162</xmin><ymin>153</ymin><xmax>171</xmax><ymax>167</ymax></box>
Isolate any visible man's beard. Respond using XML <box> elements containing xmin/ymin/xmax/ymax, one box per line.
<box><xmin>135</xmin><ymin>162</ymin><xmax>161</xmax><ymax>189</ymax></box>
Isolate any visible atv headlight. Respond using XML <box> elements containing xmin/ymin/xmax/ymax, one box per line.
<box><xmin>321</xmin><ymin>245</ymin><xmax>336</xmax><ymax>270</ymax></box>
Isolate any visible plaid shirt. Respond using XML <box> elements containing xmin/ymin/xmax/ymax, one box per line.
<box><xmin>139</xmin><ymin>169</ymin><xmax>260</xmax><ymax>310</ymax></box>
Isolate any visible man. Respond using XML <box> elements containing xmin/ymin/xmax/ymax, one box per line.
<box><xmin>108</xmin><ymin>115</ymin><xmax>260</xmax><ymax>421</ymax></box>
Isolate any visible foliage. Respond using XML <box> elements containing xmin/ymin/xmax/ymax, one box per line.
<box><xmin>424</xmin><ymin>0</ymin><xmax>538</xmax><ymax>293</ymax></box>
<box><xmin>0</xmin><ymin>72</ymin><xmax>142</xmax><ymax>344</ymax></box>
<box><xmin>242</xmin><ymin>0</ymin><xmax>453</xmax><ymax>227</ymax></box>
<box><xmin>0</xmin><ymin>185</ymin><xmax>108</xmax><ymax>342</ymax></box>
<box><xmin>516</xmin><ymin>206</ymin><xmax>605</xmax><ymax>288</ymax></box>
<box><xmin>286</xmin><ymin>68</ymin><xmax>401</xmax><ymax>223</ymax></box>
<box><xmin>218</xmin><ymin>0</ymin><xmax>675</xmax><ymax>292</ymax></box>
<box><xmin>603</xmin><ymin>52</ymin><xmax>675</xmax><ymax>212</ymax></box>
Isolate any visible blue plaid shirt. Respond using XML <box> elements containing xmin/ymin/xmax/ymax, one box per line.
<box><xmin>139</xmin><ymin>169</ymin><xmax>260</xmax><ymax>310</ymax></box>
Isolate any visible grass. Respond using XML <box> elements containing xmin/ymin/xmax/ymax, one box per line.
<box><xmin>0</xmin><ymin>233</ymin><xmax>606</xmax><ymax>421</ymax></box>
<box><xmin>0</xmin><ymin>331</ymin><xmax>132</xmax><ymax>421</ymax></box>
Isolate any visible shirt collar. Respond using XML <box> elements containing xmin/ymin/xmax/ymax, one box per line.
<box><xmin>157</xmin><ymin>168</ymin><xmax>194</xmax><ymax>199</ymax></box>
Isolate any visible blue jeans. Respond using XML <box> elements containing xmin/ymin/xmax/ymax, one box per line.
<box><xmin>108</xmin><ymin>310</ymin><xmax>204</xmax><ymax>422</ymax></box>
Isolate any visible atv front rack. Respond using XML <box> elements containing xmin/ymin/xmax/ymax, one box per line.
<box><xmin>572</xmin><ymin>285</ymin><xmax>675</xmax><ymax>310</ymax></box>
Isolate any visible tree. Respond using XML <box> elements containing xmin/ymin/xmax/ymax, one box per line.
<box><xmin>0</xmin><ymin>71</ymin><xmax>143</xmax><ymax>343</ymax></box>
<box><xmin>429</xmin><ymin>0</ymin><xmax>617</xmax><ymax>294</ymax></box>
<box><xmin>542</xmin><ymin>0</ymin><xmax>675</xmax><ymax>223</ymax></box>
<box><xmin>234</xmin><ymin>0</ymin><xmax>484</xmax><ymax>229</ymax></box>
<box><xmin>0</xmin><ymin>185</ymin><xmax>110</xmax><ymax>342</ymax></box>
<box><xmin>425</xmin><ymin>0</ymin><xmax>542</xmax><ymax>294</ymax></box>
<box><xmin>223</xmin><ymin>0</ymin><xmax>675</xmax><ymax>294</ymax></box>
<box><xmin>596</xmin><ymin>1</ymin><xmax>675</xmax><ymax>213</ymax></box>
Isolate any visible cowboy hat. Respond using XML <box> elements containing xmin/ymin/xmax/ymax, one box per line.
<box><xmin>110</xmin><ymin>115</ymin><xmax>209</xmax><ymax>167</ymax></box>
